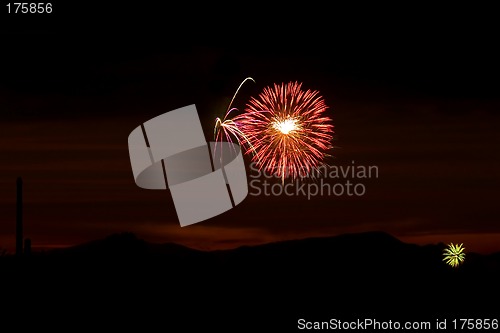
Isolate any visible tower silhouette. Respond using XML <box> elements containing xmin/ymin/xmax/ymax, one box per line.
<box><xmin>16</xmin><ymin>177</ymin><xmax>23</xmax><ymax>256</ymax></box>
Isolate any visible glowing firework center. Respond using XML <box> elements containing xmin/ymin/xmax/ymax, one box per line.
<box><xmin>272</xmin><ymin>116</ymin><xmax>301</xmax><ymax>135</ymax></box>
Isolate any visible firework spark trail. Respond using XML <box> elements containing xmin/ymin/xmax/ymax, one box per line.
<box><xmin>232</xmin><ymin>81</ymin><xmax>334</xmax><ymax>181</ymax></box>
<box><xmin>213</xmin><ymin>77</ymin><xmax>257</xmax><ymax>160</ymax></box>
<box><xmin>443</xmin><ymin>243</ymin><xmax>466</xmax><ymax>267</ymax></box>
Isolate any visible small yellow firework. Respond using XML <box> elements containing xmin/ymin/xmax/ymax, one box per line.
<box><xmin>443</xmin><ymin>243</ymin><xmax>466</xmax><ymax>267</ymax></box>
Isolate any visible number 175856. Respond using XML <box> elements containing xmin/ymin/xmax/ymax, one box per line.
<box><xmin>6</xmin><ymin>3</ymin><xmax>52</xmax><ymax>14</ymax></box>
<box><xmin>452</xmin><ymin>319</ymin><xmax>498</xmax><ymax>330</ymax></box>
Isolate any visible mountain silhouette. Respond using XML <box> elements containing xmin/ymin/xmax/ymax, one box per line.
<box><xmin>3</xmin><ymin>231</ymin><xmax>499</xmax><ymax>331</ymax></box>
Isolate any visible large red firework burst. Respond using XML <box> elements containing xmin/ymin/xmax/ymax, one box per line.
<box><xmin>233</xmin><ymin>81</ymin><xmax>334</xmax><ymax>180</ymax></box>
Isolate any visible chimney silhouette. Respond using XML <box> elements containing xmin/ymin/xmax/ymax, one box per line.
<box><xmin>16</xmin><ymin>177</ymin><xmax>23</xmax><ymax>256</ymax></box>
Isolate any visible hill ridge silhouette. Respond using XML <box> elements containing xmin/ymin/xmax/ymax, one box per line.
<box><xmin>42</xmin><ymin>230</ymin><xmax>500</xmax><ymax>258</ymax></box>
<box><xmin>10</xmin><ymin>230</ymin><xmax>497</xmax><ymax>280</ymax></box>
<box><xmin>3</xmin><ymin>230</ymin><xmax>499</xmax><ymax>329</ymax></box>
<box><xmin>16</xmin><ymin>230</ymin><xmax>500</xmax><ymax>262</ymax></box>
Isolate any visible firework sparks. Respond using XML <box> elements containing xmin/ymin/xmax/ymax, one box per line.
<box><xmin>443</xmin><ymin>243</ymin><xmax>466</xmax><ymax>267</ymax></box>
<box><xmin>232</xmin><ymin>81</ymin><xmax>334</xmax><ymax>181</ymax></box>
<box><xmin>213</xmin><ymin>77</ymin><xmax>256</xmax><ymax>159</ymax></box>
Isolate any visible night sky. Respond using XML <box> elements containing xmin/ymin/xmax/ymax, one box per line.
<box><xmin>1</xmin><ymin>6</ymin><xmax>499</xmax><ymax>254</ymax></box>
